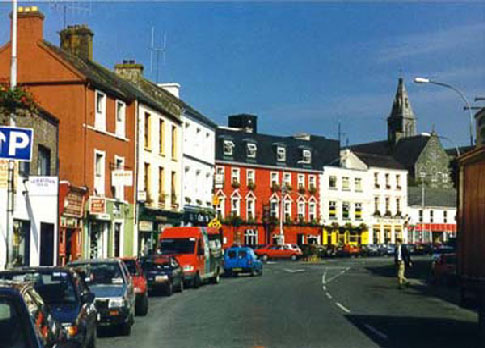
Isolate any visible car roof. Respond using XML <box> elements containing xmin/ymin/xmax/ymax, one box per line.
<box><xmin>227</xmin><ymin>246</ymin><xmax>251</xmax><ymax>251</ymax></box>
<box><xmin>70</xmin><ymin>258</ymin><xmax>120</xmax><ymax>265</ymax></box>
<box><xmin>2</xmin><ymin>266</ymin><xmax>74</xmax><ymax>274</ymax></box>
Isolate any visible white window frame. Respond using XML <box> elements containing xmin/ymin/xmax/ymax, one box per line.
<box><xmin>95</xmin><ymin>90</ymin><xmax>106</xmax><ymax>132</ymax></box>
<box><xmin>115</xmin><ymin>100</ymin><xmax>126</xmax><ymax>138</ymax></box>
<box><xmin>247</xmin><ymin>169</ymin><xmax>255</xmax><ymax>185</ymax></box>
<box><xmin>231</xmin><ymin>197</ymin><xmax>241</xmax><ymax>216</ymax></box>
<box><xmin>231</xmin><ymin>168</ymin><xmax>240</xmax><ymax>184</ymax></box>
<box><xmin>298</xmin><ymin>201</ymin><xmax>305</xmax><ymax>221</ymax></box>
<box><xmin>308</xmin><ymin>202</ymin><xmax>317</xmax><ymax>221</ymax></box>
<box><xmin>271</xmin><ymin>172</ymin><xmax>279</xmax><ymax>186</ymax></box>
<box><xmin>112</xmin><ymin>220</ymin><xmax>124</xmax><ymax>257</ymax></box>
<box><xmin>270</xmin><ymin>198</ymin><xmax>279</xmax><ymax>218</ymax></box>
<box><xmin>276</xmin><ymin>146</ymin><xmax>286</xmax><ymax>162</ymax></box>
<box><xmin>355</xmin><ymin>177</ymin><xmax>362</xmax><ymax>192</ymax></box>
<box><xmin>247</xmin><ymin>143</ymin><xmax>257</xmax><ymax>158</ymax></box>
<box><xmin>283</xmin><ymin>172</ymin><xmax>291</xmax><ymax>187</ymax></box>
<box><xmin>329</xmin><ymin>175</ymin><xmax>337</xmax><ymax>189</ymax></box>
<box><xmin>246</xmin><ymin>198</ymin><xmax>255</xmax><ymax>220</ymax></box>
<box><xmin>302</xmin><ymin>149</ymin><xmax>311</xmax><ymax>163</ymax></box>
<box><xmin>94</xmin><ymin>149</ymin><xmax>106</xmax><ymax>195</ymax></box>
<box><xmin>342</xmin><ymin>177</ymin><xmax>350</xmax><ymax>191</ymax></box>
<box><xmin>298</xmin><ymin>174</ymin><xmax>305</xmax><ymax>189</ymax></box>
<box><xmin>309</xmin><ymin>175</ymin><xmax>316</xmax><ymax>190</ymax></box>
<box><xmin>224</xmin><ymin>140</ymin><xmax>234</xmax><ymax>156</ymax></box>
<box><xmin>284</xmin><ymin>199</ymin><xmax>292</xmax><ymax>220</ymax></box>
<box><xmin>244</xmin><ymin>229</ymin><xmax>258</xmax><ymax>246</ymax></box>
<box><xmin>113</xmin><ymin>155</ymin><xmax>125</xmax><ymax>201</ymax></box>
<box><xmin>329</xmin><ymin>200</ymin><xmax>337</xmax><ymax>220</ymax></box>
<box><xmin>216</xmin><ymin>197</ymin><xmax>225</xmax><ymax>219</ymax></box>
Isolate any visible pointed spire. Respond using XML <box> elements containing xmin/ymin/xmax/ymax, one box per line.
<box><xmin>389</xmin><ymin>77</ymin><xmax>415</xmax><ymax>121</ymax></box>
<box><xmin>388</xmin><ymin>77</ymin><xmax>417</xmax><ymax>144</ymax></box>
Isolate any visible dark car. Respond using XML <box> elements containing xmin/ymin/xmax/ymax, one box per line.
<box><xmin>224</xmin><ymin>246</ymin><xmax>263</xmax><ymax>277</ymax></box>
<box><xmin>140</xmin><ymin>255</ymin><xmax>184</xmax><ymax>296</ymax></box>
<box><xmin>361</xmin><ymin>244</ymin><xmax>380</xmax><ymax>256</ymax></box>
<box><xmin>0</xmin><ymin>267</ymin><xmax>97</xmax><ymax>348</ymax></box>
<box><xmin>0</xmin><ymin>280</ymin><xmax>65</xmax><ymax>348</ymax></box>
<box><xmin>70</xmin><ymin>259</ymin><xmax>135</xmax><ymax>336</ymax></box>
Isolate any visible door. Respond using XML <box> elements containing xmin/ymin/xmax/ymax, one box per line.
<box><xmin>40</xmin><ymin>223</ymin><xmax>55</xmax><ymax>266</ymax></box>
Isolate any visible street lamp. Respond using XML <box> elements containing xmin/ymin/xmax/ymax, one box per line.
<box><xmin>414</xmin><ymin>77</ymin><xmax>474</xmax><ymax>147</ymax></box>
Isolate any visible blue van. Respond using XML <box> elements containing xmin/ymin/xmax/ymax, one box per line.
<box><xmin>224</xmin><ymin>247</ymin><xmax>263</xmax><ymax>277</ymax></box>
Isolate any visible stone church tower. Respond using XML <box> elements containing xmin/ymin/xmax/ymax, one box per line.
<box><xmin>387</xmin><ymin>78</ymin><xmax>417</xmax><ymax>144</ymax></box>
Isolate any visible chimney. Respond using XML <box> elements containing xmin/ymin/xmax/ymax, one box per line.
<box><xmin>114</xmin><ymin>60</ymin><xmax>144</xmax><ymax>82</ymax></box>
<box><xmin>158</xmin><ymin>83</ymin><xmax>181</xmax><ymax>98</ymax></box>
<box><xmin>12</xmin><ymin>6</ymin><xmax>45</xmax><ymax>44</ymax></box>
<box><xmin>60</xmin><ymin>25</ymin><xmax>93</xmax><ymax>61</ymax></box>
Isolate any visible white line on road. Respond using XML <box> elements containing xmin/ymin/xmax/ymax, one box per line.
<box><xmin>364</xmin><ymin>324</ymin><xmax>388</xmax><ymax>340</ymax></box>
<box><xmin>324</xmin><ymin>267</ymin><xmax>350</xmax><ymax>285</ymax></box>
<box><xmin>325</xmin><ymin>292</ymin><xmax>333</xmax><ymax>300</ymax></box>
<box><xmin>283</xmin><ymin>269</ymin><xmax>305</xmax><ymax>273</ymax></box>
<box><xmin>322</xmin><ymin>270</ymin><xmax>327</xmax><ymax>285</ymax></box>
<box><xmin>335</xmin><ymin>302</ymin><xmax>351</xmax><ymax>313</ymax></box>
<box><xmin>322</xmin><ymin>285</ymin><xmax>327</xmax><ymax>291</ymax></box>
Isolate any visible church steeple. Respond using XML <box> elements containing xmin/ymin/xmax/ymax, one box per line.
<box><xmin>387</xmin><ymin>77</ymin><xmax>417</xmax><ymax>144</ymax></box>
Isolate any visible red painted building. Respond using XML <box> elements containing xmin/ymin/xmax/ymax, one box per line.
<box><xmin>215</xmin><ymin>115</ymin><xmax>339</xmax><ymax>247</ymax></box>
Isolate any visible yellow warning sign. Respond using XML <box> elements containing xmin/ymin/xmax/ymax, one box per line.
<box><xmin>208</xmin><ymin>218</ymin><xmax>221</xmax><ymax>228</ymax></box>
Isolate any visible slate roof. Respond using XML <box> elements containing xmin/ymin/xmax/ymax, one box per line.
<box><xmin>408</xmin><ymin>186</ymin><xmax>457</xmax><ymax>208</ymax></box>
<box><xmin>216</xmin><ymin>127</ymin><xmax>340</xmax><ymax>171</ymax></box>
<box><xmin>351</xmin><ymin>134</ymin><xmax>431</xmax><ymax>170</ymax></box>
<box><xmin>352</xmin><ymin>151</ymin><xmax>404</xmax><ymax>170</ymax></box>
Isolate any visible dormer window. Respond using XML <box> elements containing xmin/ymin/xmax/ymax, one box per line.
<box><xmin>302</xmin><ymin>149</ymin><xmax>311</xmax><ymax>163</ymax></box>
<box><xmin>247</xmin><ymin>143</ymin><xmax>257</xmax><ymax>158</ymax></box>
<box><xmin>276</xmin><ymin>146</ymin><xmax>286</xmax><ymax>162</ymax></box>
<box><xmin>223</xmin><ymin>140</ymin><xmax>234</xmax><ymax>156</ymax></box>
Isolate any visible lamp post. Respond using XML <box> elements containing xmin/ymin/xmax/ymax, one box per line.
<box><xmin>279</xmin><ymin>185</ymin><xmax>287</xmax><ymax>245</ymax></box>
<box><xmin>414</xmin><ymin>77</ymin><xmax>474</xmax><ymax>147</ymax></box>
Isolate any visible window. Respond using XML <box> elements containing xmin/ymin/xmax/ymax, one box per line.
<box><xmin>245</xmin><ymin>229</ymin><xmax>258</xmax><ymax>246</ymax></box>
<box><xmin>144</xmin><ymin>163</ymin><xmax>151</xmax><ymax>201</ymax></box>
<box><xmin>231</xmin><ymin>197</ymin><xmax>240</xmax><ymax>216</ymax></box>
<box><xmin>215</xmin><ymin>166</ymin><xmax>224</xmax><ymax>188</ymax></box>
<box><xmin>19</xmin><ymin>161</ymin><xmax>30</xmax><ymax>176</ymax></box>
<box><xmin>113</xmin><ymin>222</ymin><xmax>122</xmax><ymax>258</ymax></box>
<box><xmin>308</xmin><ymin>202</ymin><xmax>316</xmax><ymax>221</ymax></box>
<box><xmin>224</xmin><ymin>140</ymin><xmax>234</xmax><ymax>156</ymax></box>
<box><xmin>247</xmin><ymin>169</ymin><xmax>255</xmax><ymax>186</ymax></box>
<box><xmin>284</xmin><ymin>200</ymin><xmax>291</xmax><ymax>220</ymax></box>
<box><xmin>95</xmin><ymin>91</ymin><xmax>106</xmax><ymax>131</ymax></box>
<box><xmin>159</xmin><ymin>167</ymin><xmax>165</xmax><ymax>203</ymax></box>
<box><xmin>396</xmin><ymin>174</ymin><xmax>401</xmax><ymax>189</ymax></box>
<box><xmin>329</xmin><ymin>176</ymin><xmax>337</xmax><ymax>189</ymax></box>
<box><xmin>113</xmin><ymin>156</ymin><xmax>125</xmax><ymax>200</ymax></box>
<box><xmin>144</xmin><ymin>112</ymin><xmax>151</xmax><ymax>150</ymax></box>
<box><xmin>271</xmin><ymin>172</ymin><xmax>279</xmax><ymax>186</ymax></box>
<box><xmin>270</xmin><ymin>199</ymin><xmax>279</xmax><ymax>218</ymax></box>
<box><xmin>171</xmin><ymin>125</ymin><xmax>178</xmax><ymax>160</ymax></box>
<box><xmin>444</xmin><ymin>211</ymin><xmax>448</xmax><ymax>223</ymax></box>
<box><xmin>283</xmin><ymin>172</ymin><xmax>292</xmax><ymax>188</ymax></box>
<box><xmin>355</xmin><ymin>178</ymin><xmax>362</xmax><ymax>192</ymax></box>
<box><xmin>342</xmin><ymin>202</ymin><xmax>350</xmax><ymax>220</ymax></box>
<box><xmin>355</xmin><ymin>203</ymin><xmax>362</xmax><ymax>220</ymax></box>
<box><xmin>385</xmin><ymin>173</ymin><xmax>390</xmax><ymax>188</ymax></box>
<box><xmin>94</xmin><ymin>150</ymin><xmax>105</xmax><ymax>195</ymax></box>
<box><xmin>309</xmin><ymin>175</ymin><xmax>316</xmax><ymax>190</ymax></box>
<box><xmin>430</xmin><ymin>210</ymin><xmax>434</xmax><ymax>223</ymax></box>
<box><xmin>247</xmin><ymin>143</ymin><xmax>257</xmax><ymax>158</ymax></box>
<box><xmin>115</xmin><ymin>100</ymin><xmax>126</xmax><ymax>137</ymax></box>
<box><xmin>37</xmin><ymin>145</ymin><xmax>51</xmax><ymax>176</ymax></box>
<box><xmin>231</xmin><ymin>168</ymin><xmax>240</xmax><ymax>184</ymax></box>
<box><xmin>443</xmin><ymin>173</ymin><xmax>449</xmax><ymax>183</ymax></box>
<box><xmin>246</xmin><ymin>199</ymin><xmax>255</xmax><ymax>220</ymax></box>
<box><xmin>374</xmin><ymin>173</ymin><xmax>380</xmax><ymax>188</ymax></box>
<box><xmin>302</xmin><ymin>149</ymin><xmax>311</xmax><ymax>163</ymax></box>
<box><xmin>298</xmin><ymin>201</ymin><xmax>305</xmax><ymax>221</ymax></box>
<box><xmin>159</xmin><ymin>119</ymin><xmax>165</xmax><ymax>155</ymax></box>
<box><xmin>329</xmin><ymin>201</ymin><xmax>337</xmax><ymax>220</ymax></box>
<box><xmin>374</xmin><ymin>197</ymin><xmax>380</xmax><ymax>213</ymax></box>
<box><xmin>385</xmin><ymin>197</ymin><xmax>390</xmax><ymax>214</ymax></box>
<box><xmin>396</xmin><ymin>198</ymin><xmax>401</xmax><ymax>214</ymax></box>
<box><xmin>298</xmin><ymin>174</ymin><xmax>305</xmax><ymax>189</ymax></box>
<box><xmin>342</xmin><ymin>177</ymin><xmax>350</xmax><ymax>191</ymax></box>
<box><xmin>171</xmin><ymin>171</ymin><xmax>177</xmax><ymax>206</ymax></box>
<box><xmin>276</xmin><ymin>146</ymin><xmax>286</xmax><ymax>162</ymax></box>
<box><xmin>419</xmin><ymin>210</ymin><xmax>423</xmax><ymax>222</ymax></box>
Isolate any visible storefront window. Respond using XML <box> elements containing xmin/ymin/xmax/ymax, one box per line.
<box><xmin>12</xmin><ymin>220</ymin><xmax>30</xmax><ymax>267</ymax></box>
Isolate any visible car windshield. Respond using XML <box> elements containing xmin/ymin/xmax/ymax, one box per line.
<box><xmin>228</xmin><ymin>250</ymin><xmax>237</xmax><ymax>259</ymax></box>
<box><xmin>142</xmin><ymin>257</ymin><xmax>171</xmax><ymax>271</ymax></box>
<box><xmin>159</xmin><ymin>239</ymin><xmax>196</xmax><ymax>255</ymax></box>
<box><xmin>0</xmin><ymin>297</ymin><xmax>30</xmax><ymax>348</ymax></box>
<box><xmin>76</xmin><ymin>263</ymin><xmax>124</xmax><ymax>285</ymax></box>
<box><xmin>2</xmin><ymin>272</ymin><xmax>77</xmax><ymax>305</ymax></box>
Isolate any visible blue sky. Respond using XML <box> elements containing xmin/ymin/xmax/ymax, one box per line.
<box><xmin>1</xmin><ymin>1</ymin><xmax>484</xmax><ymax>147</ymax></box>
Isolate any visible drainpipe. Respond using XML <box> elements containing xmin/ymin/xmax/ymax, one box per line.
<box><xmin>134</xmin><ymin>100</ymin><xmax>139</xmax><ymax>256</ymax></box>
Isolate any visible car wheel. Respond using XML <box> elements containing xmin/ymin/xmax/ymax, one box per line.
<box><xmin>165</xmin><ymin>281</ymin><xmax>173</xmax><ymax>296</ymax></box>
<box><xmin>136</xmin><ymin>293</ymin><xmax>149</xmax><ymax>316</ymax></box>
<box><xmin>290</xmin><ymin>254</ymin><xmax>297</xmax><ymax>261</ymax></box>
<box><xmin>211</xmin><ymin>274</ymin><xmax>220</xmax><ymax>284</ymax></box>
<box><xmin>178</xmin><ymin>279</ymin><xmax>184</xmax><ymax>292</ymax></box>
<box><xmin>250</xmin><ymin>269</ymin><xmax>256</xmax><ymax>277</ymax></box>
<box><xmin>258</xmin><ymin>268</ymin><xmax>263</xmax><ymax>276</ymax></box>
<box><xmin>193</xmin><ymin>274</ymin><xmax>201</xmax><ymax>289</ymax></box>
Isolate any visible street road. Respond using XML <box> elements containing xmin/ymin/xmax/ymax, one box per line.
<box><xmin>98</xmin><ymin>257</ymin><xmax>478</xmax><ymax>348</ymax></box>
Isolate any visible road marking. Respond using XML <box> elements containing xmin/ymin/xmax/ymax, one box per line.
<box><xmin>364</xmin><ymin>324</ymin><xmax>388</xmax><ymax>340</ymax></box>
<box><xmin>322</xmin><ymin>285</ymin><xmax>327</xmax><ymax>291</ymax></box>
<box><xmin>325</xmin><ymin>267</ymin><xmax>350</xmax><ymax>284</ymax></box>
<box><xmin>325</xmin><ymin>292</ymin><xmax>333</xmax><ymax>300</ymax></box>
<box><xmin>322</xmin><ymin>270</ymin><xmax>327</xmax><ymax>285</ymax></box>
<box><xmin>283</xmin><ymin>269</ymin><xmax>305</xmax><ymax>273</ymax></box>
<box><xmin>266</xmin><ymin>261</ymin><xmax>277</xmax><ymax>265</ymax></box>
<box><xmin>335</xmin><ymin>302</ymin><xmax>351</xmax><ymax>313</ymax></box>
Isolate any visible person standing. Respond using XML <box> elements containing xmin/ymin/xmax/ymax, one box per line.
<box><xmin>395</xmin><ymin>238</ymin><xmax>412</xmax><ymax>289</ymax></box>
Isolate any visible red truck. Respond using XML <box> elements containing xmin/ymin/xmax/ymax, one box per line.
<box><xmin>158</xmin><ymin>227</ymin><xmax>223</xmax><ymax>288</ymax></box>
<box><xmin>457</xmin><ymin>146</ymin><xmax>485</xmax><ymax>340</ymax></box>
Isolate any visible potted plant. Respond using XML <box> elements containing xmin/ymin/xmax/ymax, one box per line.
<box><xmin>298</xmin><ymin>186</ymin><xmax>306</xmax><ymax>194</ymax></box>
<box><xmin>308</xmin><ymin>185</ymin><xmax>317</xmax><ymax>195</ymax></box>
<box><xmin>271</xmin><ymin>183</ymin><xmax>280</xmax><ymax>192</ymax></box>
<box><xmin>247</xmin><ymin>181</ymin><xmax>256</xmax><ymax>190</ymax></box>
<box><xmin>232</xmin><ymin>181</ymin><xmax>241</xmax><ymax>189</ymax></box>
<box><xmin>0</xmin><ymin>85</ymin><xmax>37</xmax><ymax>121</ymax></box>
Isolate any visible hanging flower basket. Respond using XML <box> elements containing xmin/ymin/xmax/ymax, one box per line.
<box><xmin>0</xmin><ymin>85</ymin><xmax>38</xmax><ymax>125</ymax></box>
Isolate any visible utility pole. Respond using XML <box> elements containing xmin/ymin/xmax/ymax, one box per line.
<box><xmin>279</xmin><ymin>185</ymin><xmax>287</xmax><ymax>245</ymax></box>
<box><xmin>6</xmin><ymin>0</ymin><xmax>18</xmax><ymax>268</ymax></box>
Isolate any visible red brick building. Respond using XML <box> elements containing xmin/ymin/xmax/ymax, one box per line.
<box><xmin>215</xmin><ymin>115</ymin><xmax>339</xmax><ymax>247</ymax></box>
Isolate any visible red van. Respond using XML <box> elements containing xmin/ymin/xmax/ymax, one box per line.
<box><xmin>158</xmin><ymin>227</ymin><xmax>223</xmax><ymax>288</ymax></box>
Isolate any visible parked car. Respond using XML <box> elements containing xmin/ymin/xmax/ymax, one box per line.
<box><xmin>431</xmin><ymin>245</ymin><xmax>456</xmax><ymax>262</ymax></box>
<box><xmin>159</xmin><ymin>227</ymin><xmax>223</xmax><ymax>288</ymax></box>
<box><xmin>430</xmin><ymin>253</ymin><xmax>457</xmax><ymax>285</ymax></box>
<box><xmin>224</xmin><ymin>246</ymin><xmax>263</xmax><ymax>277</ymax></box>
<box><xmin>140</xmin><ymin>255</ymin><xmax>184</xmax><ymax>296</ymax></box>
<box><xmin>0</xmin><ymin>280</ymin><xmax>65</xmax><ymax>348</ymax></box>
<box><xmin>339</xmin><ymin>244</ymin><xmax>360</xmax><ymax>257</ymax></box>
<box><xmin>361</xmin><ymin>244</ymin><xmax>380</xmax><ymax>256</ymax></box>
<box><xmin>70</xmin><ymin>259</ymin><xmax>135</xmax><ymax>336</ymax></box>
<box><xmin>405</xmin><ymin>244</ymin><xmax>417</xmax><ymax>255</ymax></box>
<box><xmin>121</xmin><ymin>258</ymin><xmax>148</xmax><ymax>316</ymax></box>
<box><xmin>0</xmin><ymin>267</ymin><xmax>97</xmax><ymax>348</ymax></box>
<box><xmin>254</xmin><ymin>244</ymin><xmax>303</xmax><ymax>261</ymax></box>
<box><xmin>386</xmin><ymin>244</ymin><xmax>396</xmax><ymax>256</ymax></box>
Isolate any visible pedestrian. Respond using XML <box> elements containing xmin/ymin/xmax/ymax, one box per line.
<box><xmin>394</xmin><ymin>238</ymin><xmax>412</xmax><ymax>289</ymax></box>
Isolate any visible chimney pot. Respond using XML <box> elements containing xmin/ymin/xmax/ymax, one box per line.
<box><xmin>114</xmin><ymin>60</ymin><xmax>144</xmax><ymax>81</ymax></box>
<box><xmin>60</xmin><ymin>24</ymin><xmax>94</xmax><ymax>61</ymax></box>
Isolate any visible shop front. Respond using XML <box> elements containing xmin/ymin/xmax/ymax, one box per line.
<box><xmin>58</xmin><ymin>182</ymin><xmax>87</xmax><ymax>265</ymax></box>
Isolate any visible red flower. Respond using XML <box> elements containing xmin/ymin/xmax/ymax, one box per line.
<box><xmin>21</xmin><ymin>96</ymin><xmax>27</xmax><ymax>103</ymax></box>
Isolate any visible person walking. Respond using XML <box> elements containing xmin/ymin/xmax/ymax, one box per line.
<box><xmin>395</xmin><ymin>238</ymin><xmax>412</xmax><ymax>289</ymax></box>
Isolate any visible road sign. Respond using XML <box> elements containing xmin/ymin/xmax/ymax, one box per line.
<box><xmin>208</xmin><ymin>218</ymin><xmax>221</xmax><ymax>228</ymax></box>
<box><xmin>0</xmin><ymin>126</ymin><xmax>34</xmax><ymax>161</ymax></box>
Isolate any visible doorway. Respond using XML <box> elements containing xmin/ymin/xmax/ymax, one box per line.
<box><xmin>40</xmin><ymin>223</ymin><xmax>54</xmax><ymax>266</ymax></box>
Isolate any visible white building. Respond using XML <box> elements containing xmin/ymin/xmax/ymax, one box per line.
<box><xmin>407</xmin><ymin>187</ymin><xmax>456</xmax><ymax>244</ymax></box>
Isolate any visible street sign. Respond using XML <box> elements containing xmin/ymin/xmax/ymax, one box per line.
<box><xmin>112</xmin><ymin>170</ymin><xmax>133</xmax><ymax>187</ymax></box>
<box><xmin>0</xmin><ymin>126</ymin><xmax>34</xmax><ymax>161</ymax></box>
<box><xmin>208</xmin><ymin>218</ymin><xmax>221</xmax><ymax>228</ymax></box>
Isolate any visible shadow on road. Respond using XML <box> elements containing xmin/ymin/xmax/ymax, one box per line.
<box><xmin>345</xmin><ymin>314</ymin><xmax>478</xmax><ymax>348</ymax></box>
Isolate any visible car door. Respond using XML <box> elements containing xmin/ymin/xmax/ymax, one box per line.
<box><xmin>120</xmin><ymin>262</ymin><xmax>135</xmax><ymax>316</ymax></box>
<box><xmin>76</xmin><ymin>274</ymin><xmax>97</xmax><ymax>343</ymax></box>
<box><xmin>171</xmin><ymin>257</ymin><xmax>183</xmax><ymax>287</ymax></box>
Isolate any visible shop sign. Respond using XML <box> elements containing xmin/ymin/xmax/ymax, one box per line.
<box><xmin>0</xmin><ymin>160</ymin><xmax>18</xmax><ymax>190</ymax></box>
<box><xmin>89</xmin><ymin>197</ymin><xmax>106</xmax><ymax>215</ymax></box>
<box><xmin>112</xmin><ymin>170</ymin><xmax>133</xmax><ymax>187</ymax></box>
<box><xmin>139</xmin><ymin>221</ymin><xmax>153</xmax><ymax>232</ymax></box>
<box><xmin>28</xmin><ymin>176</ymin><xmax>58</xmax><ymax>195</ymax></box>
<box><xmin>64</xmin><ymin>191</ymin><xmax>85</xmax><ymax>217</ymax></box>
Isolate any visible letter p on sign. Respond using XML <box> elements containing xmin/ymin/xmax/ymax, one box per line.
<box><xmin>0</xmin><ymin>126</ymin><xmax>34</xmax><ymax>161</ymax></box>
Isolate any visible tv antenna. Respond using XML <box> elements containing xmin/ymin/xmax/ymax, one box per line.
<box><xmin>149</xmin><ymin>27</ymin><xmax>167</xmax><ymax>83</ymax></box>
<box><xmin>49</xmin><ymin>0</ymin><xmax>92</xmax><ymax>30</ymax></box>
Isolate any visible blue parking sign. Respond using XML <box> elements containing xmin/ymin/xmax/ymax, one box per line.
<box><xmin>0</xmin><ymin>126</ymin><xmax>34</xmax><ymax>161</ymax></box>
